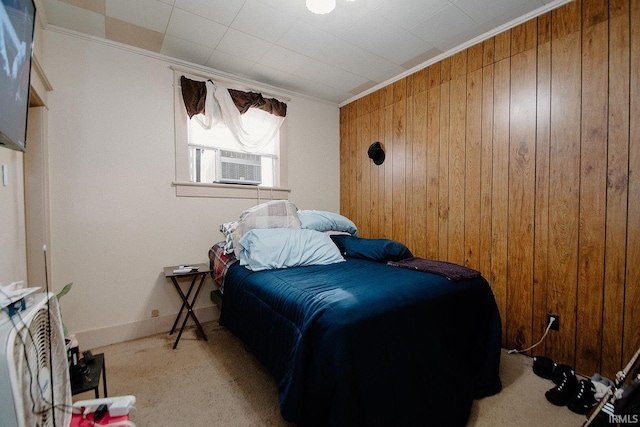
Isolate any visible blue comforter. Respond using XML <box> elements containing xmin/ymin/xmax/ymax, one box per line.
<box><xmin>220</xmin><ymin>257</ymin><xmax>502</xmax><ymax>426</ymax></box>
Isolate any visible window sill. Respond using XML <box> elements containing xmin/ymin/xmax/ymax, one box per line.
<box><xmin>172</xmin><ymin>181</ymin><xmax>291</xmax><ymax>200</ymax></box>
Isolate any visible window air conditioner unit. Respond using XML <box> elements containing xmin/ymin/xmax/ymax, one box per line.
<box><xmin>216</xmin><ymin>149</ymin><xmax>262</xmax><ymax>185</ymax></box>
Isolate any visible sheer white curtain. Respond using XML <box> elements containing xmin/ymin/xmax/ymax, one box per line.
<box><xmin>193</xmin><ymin>81</ymin><xmax>222</xmax><ymax>129</ymax></box>
<box><xmin>193</xmin><ymin>82</ymin><xmax>284</xmax><ymax>153</ymax></box>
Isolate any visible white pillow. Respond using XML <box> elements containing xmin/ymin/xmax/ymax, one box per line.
<box><xmin>233</xmin><ymin>200</ymin><xmax>301</xmax><ymax>257</ymax></box>
<box><xmin>297</xmin><ymin>210</ymin><xmax>358</xmax><ymax>236</ymax></box>
<box><xmin>238</xmin><ymin>228</ymin><xmax>345</xmax><ymax>271</ymax></box>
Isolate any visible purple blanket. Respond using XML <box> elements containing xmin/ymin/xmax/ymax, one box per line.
<box><xmin>387</xmin><ymin>257</ymin><xmax>481</xmax><ymax>281</ymax></box>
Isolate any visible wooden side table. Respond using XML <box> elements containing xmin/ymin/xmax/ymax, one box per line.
<box><xmin>163</xmin><ymin>263</ymin><xmax>212</xmax><ymax>349</ymax></box>
<box><xmin>71</xmin><ymin>353</ymin><xmax>107</xmax><ymax>398</ymax></box>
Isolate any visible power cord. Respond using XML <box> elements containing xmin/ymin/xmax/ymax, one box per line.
<box><xmin>507</xmin><ymin>316</ymin><xmax>556</xmax><ymax>355</ymax></box>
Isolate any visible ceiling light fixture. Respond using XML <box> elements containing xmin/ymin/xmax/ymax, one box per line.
<box><xmin>306</xmin><ymin>0</ymin><xmax>336</xmax><ymax>14</ymax></box>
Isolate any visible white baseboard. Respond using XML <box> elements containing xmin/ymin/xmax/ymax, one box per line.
<box><xmin>74</xmin><ymin>304</ymin><xmax>221</xmax><ymax>350</ymax></box>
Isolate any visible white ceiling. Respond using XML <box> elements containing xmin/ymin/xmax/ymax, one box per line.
<box><xmin>38</xmin><ymin>0</ymin><xmax>568</xmax><ymax>105</ymax></box>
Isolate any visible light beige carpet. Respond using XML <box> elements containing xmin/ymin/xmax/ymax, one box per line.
<box><xmin>74</xmin><ymin>322</ymin><xmax>586</xmax><ymax>426</ymax></box>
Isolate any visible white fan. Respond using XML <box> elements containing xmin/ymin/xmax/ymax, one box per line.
<box><xmin>0</xmin><ymin>292</ymin><xmax>72</xmax><ymax>427</ymax></box>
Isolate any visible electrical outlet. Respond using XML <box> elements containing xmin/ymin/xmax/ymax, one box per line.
<box><xmin>547</xmin><ymin>314</ymin><xmax>559</xmax><ymax>331</ymax></box>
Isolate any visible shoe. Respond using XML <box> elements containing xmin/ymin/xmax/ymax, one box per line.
<box><xmin>591</xmin><ymin>373</ymin><xmax>613</xmax><ymax>387</ymax></box>
<box><xmin>567</xmin><ymin>379</ymin><xmax>598</xmax><ymax>414</ymax></box>
<box><xmin>591</xmin><ymin>373</ymin><xmax>613</xmax><ymax>399</ymax></box>
<box><xmin>533</xmin><ymin>356</ymin><xmax>554</xmax><ymax>379</ymax></box>
<box><xmin>546</xmin><ymin>371</ymin><xmax>578</xmax><ymax>406</ymax></box>
<box><xmin>552</xmin><ymin>364</ymin><xmax>575</xmax><ymax>384</ymax></box>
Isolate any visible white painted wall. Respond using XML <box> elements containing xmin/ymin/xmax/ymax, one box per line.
<box><xmin>0</xmin><ymin>149</ymin><xmax>27</xmax><ymax>287</ymax></box>
<box><xmin>42</xmin><ymin>30</ymin><xmax>341</xmax><ymax>348</ymax></box>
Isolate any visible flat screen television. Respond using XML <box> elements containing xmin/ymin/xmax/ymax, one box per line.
<box><xmin>0</xmin><ymin>0</ymin><xmax>36</xmax><ymax>152</ymax></box>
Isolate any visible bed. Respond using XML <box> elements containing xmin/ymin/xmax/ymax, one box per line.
<box><xmin>210</xmin><ymin>202</ymin><xmax>502</xmax><ymax>426</ymax></box>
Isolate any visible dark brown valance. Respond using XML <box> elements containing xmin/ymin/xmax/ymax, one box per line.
<box><xmin>181</xmin><ymin>76</ymin><xmax>207</xmax><ymax>118</ymax></box>
<box><xmin>228</xmin><ymin>89</ymin><xmax>287</xmax><ymax>117</ymax></box>
<box><xmin>180</xmin><ymin>76</ymin><xmax>287</xmax><ymax>118</ymax></box>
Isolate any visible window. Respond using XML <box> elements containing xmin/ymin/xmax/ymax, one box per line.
<box><xmin>172</xmin><ymin>69</ymin><xmax>290</xmax><ymax>199</ymax></box>
<box><xmin>187</xmin><ymin>107</ymin><xmax>279</xmax><ymax>187</ymax></box>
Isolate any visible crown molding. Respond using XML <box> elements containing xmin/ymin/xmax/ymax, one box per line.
<box><xmin>339</xmin><ymin>0</ymin><xmax>574</xmax><ymax>107</ymax></box>
<box><xmin>43</xmin><ymin>24</ymin><xmax>339</xmax><ymax>108</ymax></box>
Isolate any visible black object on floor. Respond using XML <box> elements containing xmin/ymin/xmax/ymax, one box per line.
<box><xmin>533</xmin><ymin>356</ymin><xmax>554</xmax><ymax>379</ymax></box>
<box><xmin>567</xmin><ymin>379</ymin><xmax>598</xmax><ymax>414</ymax></box>
<box><xmin>546</xmin><ymin>371</ymin><xmax>578</xmax><ymax>406</ymax></box>
<box><xmin>552</xmin><ymin>364</ymin><xmax>575</xmax><ymax>385</ymax></box>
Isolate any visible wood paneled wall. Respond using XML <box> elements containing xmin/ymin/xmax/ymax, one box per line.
<box><xmin>339</xmin><ymin>0</ymin><xmax>640</xmax><ymax>378</ymax></box>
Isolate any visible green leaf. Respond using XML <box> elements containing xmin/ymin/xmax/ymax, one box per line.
<box><xmin>56</xmin><ymin>282</ymin><xmax>73</xmax><ymax>300</ymax></box>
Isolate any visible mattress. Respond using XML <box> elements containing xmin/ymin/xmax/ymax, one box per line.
<box><xmin>217</xmin><ymin>254</ymin><xmax>502</xmax><ymax>426</ymax></box>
